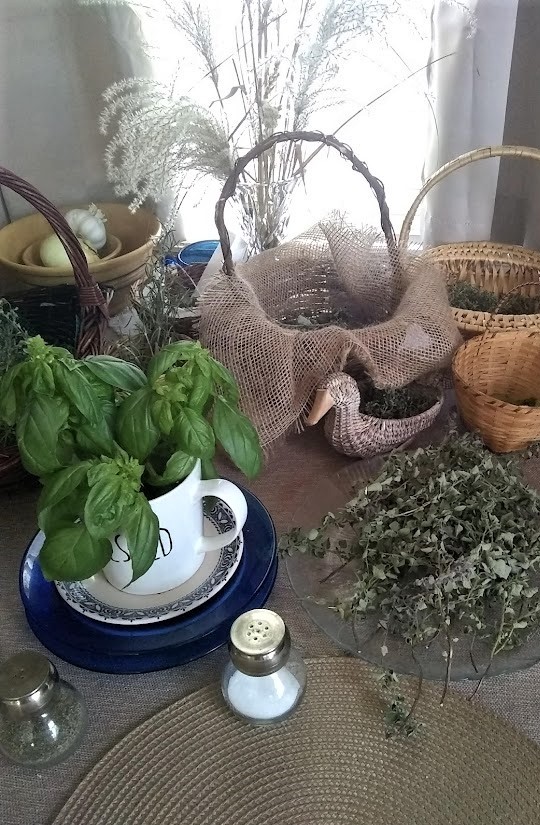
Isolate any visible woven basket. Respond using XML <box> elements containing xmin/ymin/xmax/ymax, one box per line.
<box><xmin>0</xmin><ymin>167</ymin><xmax>108</xmax><ymax>487</ymax></box>
<box><xmin>400</xmin><ymin>146</ymin><xmax>540</xmax><ymax>335</ymax></box>
<box><xmin>452</xmin><ymin>285</ymin><xmax>540</xmax><ymax>452</ymax></box>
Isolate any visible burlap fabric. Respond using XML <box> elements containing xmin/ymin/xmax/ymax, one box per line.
<box><xmin>200</xmin><ymin>217</ymin><xmax>461</xmax><ymax>448</ymax></box>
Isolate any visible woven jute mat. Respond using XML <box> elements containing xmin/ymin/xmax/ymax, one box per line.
<box><xmin>53</xmin><ymin>658</ymin><xmax>540</xmax><ymax>825</ymax></box>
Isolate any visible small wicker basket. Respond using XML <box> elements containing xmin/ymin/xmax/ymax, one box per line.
<box><xmin>452</xmin><ymin>287</ymin><xmax>540</xmax><ymax>453</ymax></box>
<box><xmin>0</xmin><ymin>167</ymin><xmax>108</xmax><ymax>487</ymax></box>
<box><xmin>400</xmin><ymin>146</ymin><xmax>540</xmax><ymax>335</ymax></box>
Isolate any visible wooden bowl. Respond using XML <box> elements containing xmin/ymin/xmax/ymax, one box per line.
<box><xmin>21</xmin><ymin>234</ymin><xmax>122</xmax><ymax>269</ymax></box>
<box><xmin>0</xmin><ymin>204</ymin><xmax>160</xmax><ymax>298</ymax></box>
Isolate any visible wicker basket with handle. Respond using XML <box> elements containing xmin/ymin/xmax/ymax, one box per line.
<box><xmin>0</xmin><ymin>167</ymin><xmax>108</xmax><ymax>486</ymax></box>
<box><xmin>200</xmin><ymin>130</ymin><xmax>458</xmax><ymax>448</ymax></box>
<box><xmin>452</xmin><ymin>285</ymin><xmax>540</xmax><ymax>453</ymax></box>
<box><xmin>400</xmin><ymin>146</ymin><xmax>540</xmax><ymax>335</ymax></box>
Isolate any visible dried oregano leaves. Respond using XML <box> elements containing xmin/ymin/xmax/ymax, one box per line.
<box><xmin>280</xmin><ymin>432</ymin><xmax>540</xmax><ymax>659</ymax></box>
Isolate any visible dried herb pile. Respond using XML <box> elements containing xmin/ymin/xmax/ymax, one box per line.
<box><xmin>0</xmin><ymin>299</ymin><xmax>28</xmax><ymax>448</ymax></box>
<box><xmin>280</xmin><ymin>432</ymin><xmax>540</xmax><ymax>671</ymax></box>
<box><xmin>448</xmin><ymin>281</ymin><xmax>540</xmax><ymax>314</ymax></box>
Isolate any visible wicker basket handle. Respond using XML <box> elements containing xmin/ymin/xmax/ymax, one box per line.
<box><xmin>0</xmin><ymin>167</ymin><xmax>108</xmax><ymax>356</ymax></box>
<box><xmin>215</xmin><ymin>130</ymin><xmax>398</xmax><ymax>278</ymax></box>
<box><xmin>399</xmin><ymin>145</ymin><xmax>540</xmax><ymax>249</ymax></box>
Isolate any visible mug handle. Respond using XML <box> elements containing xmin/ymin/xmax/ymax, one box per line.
<box><xmin>196</xmin><ymin>478</ymin><xmax>248</xmax><ymax>554</ymax></box>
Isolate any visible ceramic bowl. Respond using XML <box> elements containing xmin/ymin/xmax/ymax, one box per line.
<box><xmin>21</xmin><ymin>234</ymin><xmax>122</xmax><ymax>269</ymax></box>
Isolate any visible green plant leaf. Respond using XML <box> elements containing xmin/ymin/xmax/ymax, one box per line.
<box><xmin>75</xmin><ymin>403</ymin><xmax>117</xmax><ymax>457</ymax></box>
<box><xmin>54</xmin><ymin>361</ymin><xmax>102</xmax><ymax>424</ymax></box>
<box><xmin>201</xmin><ymin>458</ymin><xmax>218</xmax><ymax>479</ymax></box>
<box><xmin>123</xmin><ymin>493</ymin><xmax>159</xmax><ymax>583</ymax></box>
<box><xmin>38</xmin><ymin>462</ymin><xmax>92</xmax><ymax>513</ymax></box>
<box><xmin>80</xmin><ymin>365</ymin><xmax>115</xmax><ymax>403</ymax></box>
<box><xmin>84</xmin><ymin>355</ymin><xmax>147</xmax><ymax>391</ymax></box>
<box><xmin>32</xmin><ymin>362</ymin><xmax>55</xmax><ymax>396</ymax></box>
<box><xmin>147</xmin><ymin>348</ymin><xmax>184</xmax><ymax>384</ymax></box>
<box><xmin>153</xmin><ymin>398</ymin><xmax>174</xmax><ymax>435</ymax></box>
<box><xmin>39</xmin><ymin>523</ymin><xmax>112</xmax><ymax>581</ymax></box>
<box><xmin>189</xmin><ymin>374</ymin><xmax>212</xmax><ymax>412</ymax></box>
<box><xmin>173</xmin><ymin>407</ymin><xmax>215</xmax><ymax>458</ymax></box>
<box><xmin>16</xmin><ymin>395</ymin><xmax>69</xmax><ymax>476</ymax></box>
<box><xmin>212</xmin><ymin>396</ymin><xmax>262</xmax><ymax>478</ymax></box>
<box><xmin>38</xmin><ymin>485</ymin><xmax>89</xmax><ymax>534</ymax></box>
<box><xmin>116</xmin><ymin>389</ymin><xmax>160</xmax><ymax>461</ymax></box>
<box><xmin>209</xmin><ymin>360</ymin><xmax>239</xmax><ymax>403</ymax></box>
<box><xmin>84</xmin><ymin>474</ymin><xmax>126</xmax><ymax>539</ymax></box>
<box><xmin>146</xmin><ymin>450</ymin><xmax>196</xmax><ymax>487</ymax></box>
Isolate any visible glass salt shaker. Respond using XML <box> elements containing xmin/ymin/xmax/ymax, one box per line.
<box><xmin>0</xmin><ymin>651</ymin><xmax>87</xmax><ymax>767</ymax></box>
<box><xmin>222</xmin><ymin>609</ymin><xmax>306</xmax><ymax>725</ymax></box>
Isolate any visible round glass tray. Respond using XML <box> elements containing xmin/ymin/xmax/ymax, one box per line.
<box><xmin>286</xmin><ymin>437</ymin><xmax>540</xmax><ymax>683</ymax></box>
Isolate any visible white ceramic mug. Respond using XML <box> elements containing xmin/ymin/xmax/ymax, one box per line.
<box><xmin>102</xmin><ymin>460</ymin><xmax>248</xmax><ymax>596</ymax></box>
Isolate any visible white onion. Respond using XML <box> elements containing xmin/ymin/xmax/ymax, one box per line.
<box><xmin>39</xmin><ymin>234</ymin><xmax>100</xmax><ymax>268</ymax></box>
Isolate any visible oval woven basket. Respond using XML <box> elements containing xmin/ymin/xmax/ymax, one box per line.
<box><xmin>0</xmin><ymin>167</ymin><xmax>108</xmax><ymax>487</ymax></box>
<box><xmin>452</xmin><ymin>324</ymin><xmax>540</xmax><ymax>453</ymax></box>
<box><xmin>400</xmin><ymin>146</ymin><xmax>540</xmax><ymax>335</ymax></box>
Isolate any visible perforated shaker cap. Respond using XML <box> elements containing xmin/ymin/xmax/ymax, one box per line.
<box><xmin>229</xmin><ymin>609</ymin><xmax>291</xmax><ymax>676</ymax></box>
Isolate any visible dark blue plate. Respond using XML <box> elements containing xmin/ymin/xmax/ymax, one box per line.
<box><xmin>20</xmin><ymin>488</ymin><xmax>278</xmax><ymax>673</ymax></box>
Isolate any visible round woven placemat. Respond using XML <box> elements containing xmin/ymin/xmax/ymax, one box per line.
<box><xmin>54</xmin><ymin>658</ymin><xmax>540</xmax><ymax>825</ymax></box>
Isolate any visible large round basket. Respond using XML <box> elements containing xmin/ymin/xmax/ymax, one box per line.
<box><xmin>400</xmin><ymin>146</ymin><xmax>540</xmax><ymax>335</ymax></box>
<box><xmin>452</xmin><ymin>328</ymin><xmax>540</xmax><ymax>453</ymax></box>
<box><xmin>0</xmin><ymin>167</ymin><xmax>108</xmax><ymax>487</ymax></box>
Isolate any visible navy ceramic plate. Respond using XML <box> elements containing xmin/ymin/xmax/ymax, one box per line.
<box><xmin>20</xmin><ymin>488</ymin><xmax>278</xmax><ymax>674</ymax></box>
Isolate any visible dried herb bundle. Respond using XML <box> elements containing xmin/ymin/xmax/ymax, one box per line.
<box><xmin>280</xmin><ymin>432</ymin><xmax>540</xmax><ymax>681</ymax></box>
<box><xmin>360</xmin><ymin>384</ymin><xmax>438</xmax><ymax>419</ymax></box>
<box><xmin>448</xmin><ymin>281</ymin><xmax>540</xmax><ymax>315</ymax></box>
<box><xmin>0</xmin><ymin>299</ymin><xmax>28</xmax><ymax>449</ymax></box>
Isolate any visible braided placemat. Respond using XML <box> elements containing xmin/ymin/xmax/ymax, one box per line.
<box><xmin>53</xmin><ymin>658</ymin><xmax>540</xmax><ymax>825</ymax></box>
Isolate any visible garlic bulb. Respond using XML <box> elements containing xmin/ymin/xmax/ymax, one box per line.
<box><xmin>40</xmin><ymin>234</ymin><xmax>100</xmax><ymax>268</ymax></box>
<box><xmin>64</xmin><ymin>204</ymin><xmax>107</xmax><ymax>251</ymax></box>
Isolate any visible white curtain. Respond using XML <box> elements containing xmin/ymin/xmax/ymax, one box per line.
<box><xmin>422</xmin><ymin>0</ymin><xmax>519</xmax><ymax>245</ymax></box>
<box><xmin>0</xmin><ymin>0</ymin><xmax>149</xmax><ymax>222</ymax></box>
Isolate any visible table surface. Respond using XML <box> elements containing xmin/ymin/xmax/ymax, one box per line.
<box><xmin>2</xmin><ymin>427</ymin><xmax>540</xmax><ymax>825</ymax></box>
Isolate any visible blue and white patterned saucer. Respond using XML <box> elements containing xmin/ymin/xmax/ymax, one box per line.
<box><xmin>54</xmin><ymin>501</ymin><xmax>243</xmax><ymax>625</ymax></box>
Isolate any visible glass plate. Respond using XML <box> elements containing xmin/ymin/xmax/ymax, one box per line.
<box><xmin>286</xmin><ymin>443</ymin><xmax>540</xmax><ymax>682</ymax></box>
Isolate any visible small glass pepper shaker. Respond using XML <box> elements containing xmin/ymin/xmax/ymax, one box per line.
<box><xmin>221</xmin><ymin>609</ymin><xmax>306</xmax><ymax>725</ymax></box>
<box><xmin>0</xmin><ymin>651</ymin><xmax>87</xmax><ymax>767</ymax></box>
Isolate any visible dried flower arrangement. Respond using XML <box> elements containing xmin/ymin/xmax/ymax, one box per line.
<box><xmin>280</xmin><ymin>430</ymin><xmax>540</xmax><ymax>707</ymax></box>
<box><xmin>448</xmin><ymin>281</ymin><xmax>540</xmax><ymax>315</ymax></box>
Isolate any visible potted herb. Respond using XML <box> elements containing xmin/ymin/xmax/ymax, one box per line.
<box><xmin>0</xmin><ymin>336</ymin><xmax>262</xmax><ymax>592</ymax></box>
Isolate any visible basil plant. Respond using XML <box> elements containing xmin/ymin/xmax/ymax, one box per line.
<box><xmin>0</xmin><ymin>336</ymin><xmax>262</xmax><ymax>583</ymax></box>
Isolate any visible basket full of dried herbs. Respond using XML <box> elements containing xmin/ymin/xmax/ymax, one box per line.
<box><xmin>282</xmin><ymin>430</ymin><xmax>540</xmax><ymax>690</ymax></box>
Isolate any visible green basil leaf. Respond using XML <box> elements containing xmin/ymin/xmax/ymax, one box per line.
<box><xmin>32</xmin><ymin>362</ymin><xmax>55</xmax><ymax>396</ymax></box>
<box><xmin>84</xmin><ymin>355</ymin><xmax>147</xmax><ymax>391</ymax></box>
<box><xmin>38</xmin><ymin>485</ymin><xmax>88</xmax><ymax>534</ymax></box>
<box><xmin>39</xmin><ymin>523</ymin><xmax>112</xmax><ymax>581</ymax></box>
<box><xmin>0</xmin><ymin>362</ymin><xmax>25</xmax><ymax>425</ymax></box>
<box><xmin>147</xmin><ymin>348</ymin><xmax>183</xmax><ymax>385</ymax></box>
<box><xmin>38</xmin><ymin>462</ymin><xmax>92</xmax><ymax>513</ymax></box>
<box><xmin>201</xmin><ymin>458</ymin><xmax>218</xmax><ymax>480</ymax></box>
<box><xmin>173</xmin><ymin>408</ymin><xmax>215</xmax><ymax>459</ymax></box>
<box><xmin>123</xmin><ymin>493</ymin><xmax>159</xmax><ymax>583</ymax></box>
<box><xmin>212</xmin><ymin>396</ymin><xmax>262</xmax><ymax>478</ymax></box>
<box><xmin>53</xmin><ymin>361</ymin><xmax>102</xmax><ymax>424</ymax></box>
<box><xmin>193</xmin><ymin>352</ymin><xmax>212</xmax><ymax>378</ymax></box>
<box><xmin>146</xmin><ymin>451</ymin><xmax>196</xmax><ymax>487</ymax></box>
<box><xmin>209</xmin><ymin>360</ymin><xmax>239</xmax><ymax>403</ymax></box>
<box><xmin>84</xmin><ymin>475</ymin><xmax>126</xmax><ymax>539</ymax></box>
<box><xmin>80</xmin><ymin>366</ymin><xmax>115</xmax><ymax>403</ymax></box>
<box><xmin>17</xmin><ymin>395</ymin><xmax>69</xmax><ymax>476</ymax></box>
<box><xmin>152</xmin><ymin>398</ymin><xmax>174</xmax><ymax>436</ymax></box>
<box><xmin>75</xmin><ymin>410</ymin><xmax>117</xmax><ymax>457</ymax></box>
<box><xmin>189</xmin><ymin>374</ymin><xmax>212</xmax><ymax>412</ymax></box>
<box><xmin>116</xmin><ymin>389</ymin><xmax>160</xmax><ymax>461</ymax></box>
